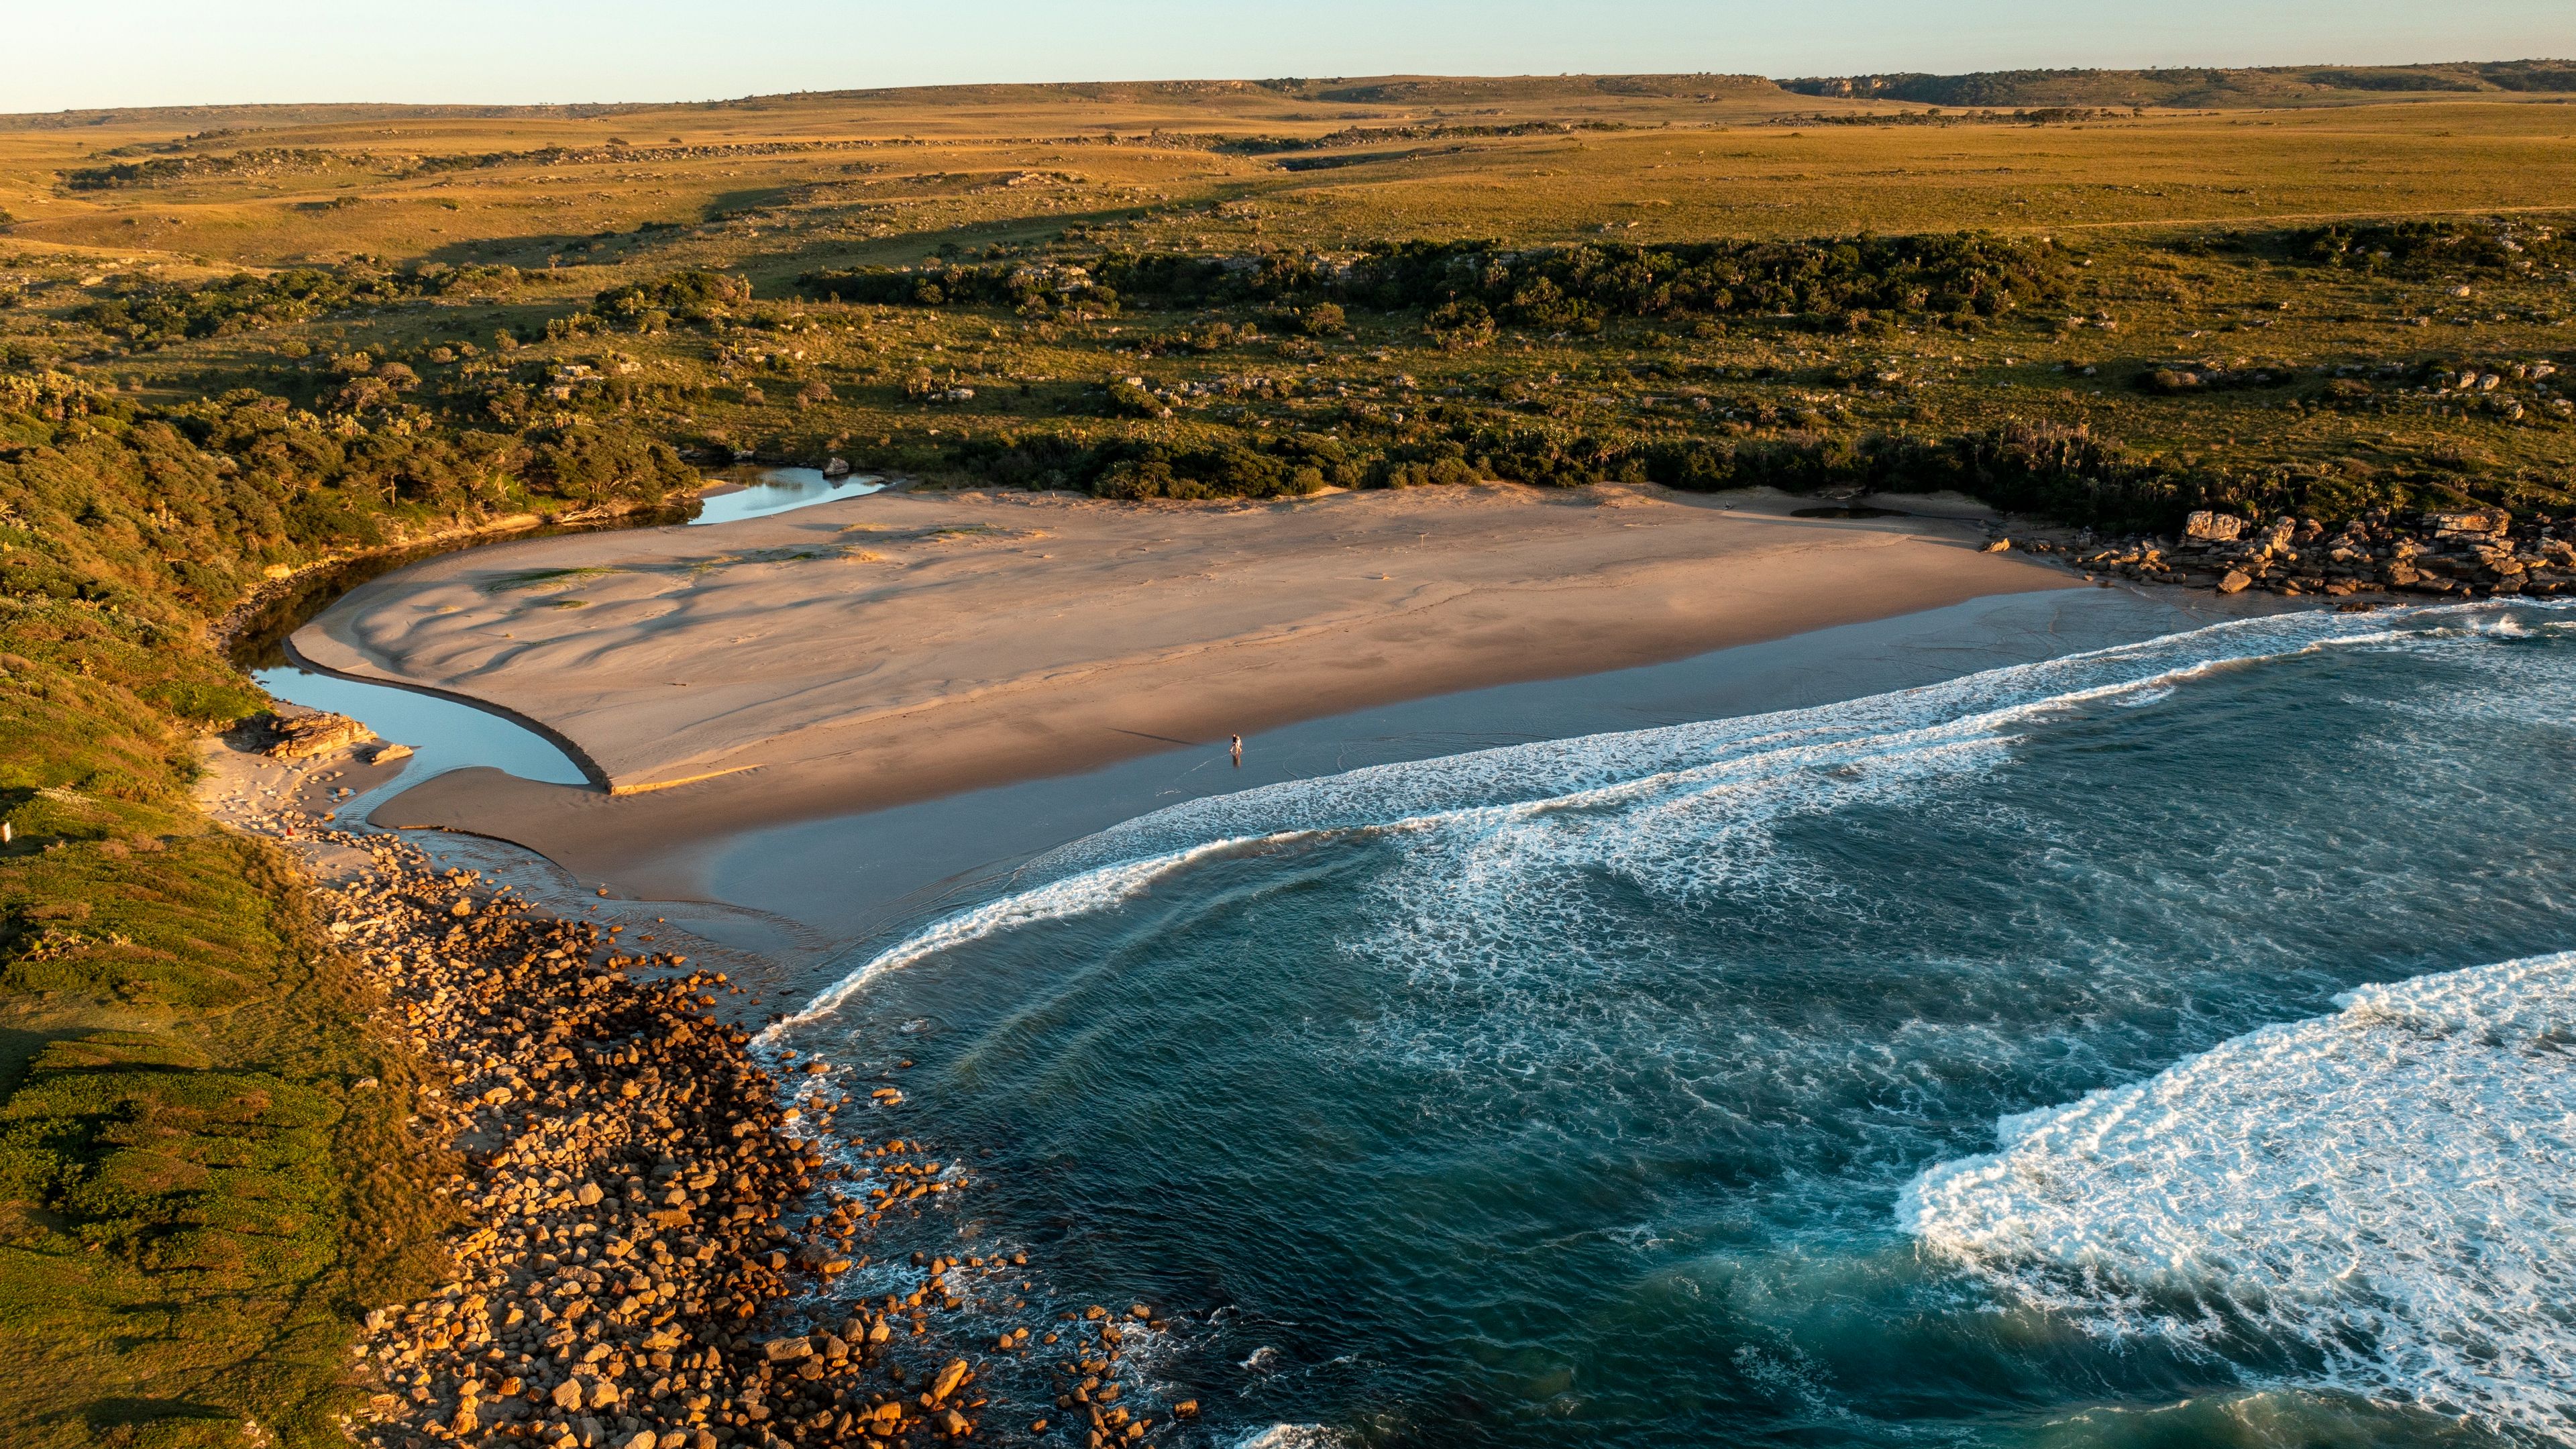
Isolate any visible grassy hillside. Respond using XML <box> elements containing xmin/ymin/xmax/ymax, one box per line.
<box><xmin>0</xmin><ymin>375</ymin><xmax>690</xmax><ymax>1446</ymax></box>
<box><xmin>3</xmin><ymin>66</ymin><xmax>2576</xmax><ymax>1444</ymax></box>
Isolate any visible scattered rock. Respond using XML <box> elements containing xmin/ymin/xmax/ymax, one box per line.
<box><xmin>2427</xmin><ymin>507</ymin><xmax>2510</xmax><ymax>539</ymax></box>
<box><xmin>932</xmin><ymin>1357</ymin><xmax>971</xmax><ymax>1400</ymax></box>
<box><xmin>246</xmin><ymin>818</ymin><xmax>1187</xmax><ymax>1449</ymax></box>
<box><xmin>2182</xmin><ymin>511</ymin><xmax>2244</xmax><ymax>542</ymax></box>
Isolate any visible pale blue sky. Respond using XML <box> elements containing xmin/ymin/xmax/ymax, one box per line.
<box><xmin>13</xmin><ymin>1</ymin><xmax>2573</xmax><ymax>112</ymax></box>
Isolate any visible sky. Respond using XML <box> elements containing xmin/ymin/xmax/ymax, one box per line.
<box><xmin>9</xmin><ymin>0</ymin><xmax>2573</xmax><ymax>112</ymax></box>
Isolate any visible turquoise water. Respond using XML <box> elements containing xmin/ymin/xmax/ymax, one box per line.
<box><xmin>693</xmin><ymin>466</ymin><xmax>884</xmax><ymax>525</ymax></box>
<box><xmin>773</xmin><ymin>602</ymin><xmax>2576</xmax><ymax>1448</ymax></box>
<box><xmin>250</xmin><ymin>664</ymin><xmax>591</xmax><ymax>794</ymax></box>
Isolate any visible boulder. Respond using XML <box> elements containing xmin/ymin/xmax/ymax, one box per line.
<box><xmin>2182</xmin><ymin>511</ymin><xmax>2244</xmax><ymax>542</ymax></box>
<box><xmin>2425</xmin><ymin>507</ymin><xmax>2510</xmax><ymax>538</ymax></box>
<box><xmin>762</xmin><ymin>1335</ymin><xmax>814</xmax><ymax>1363</ymax></box>
<box><xmin>930</xmin><ymin>1358</ymin><xmax>971</xmax><ymax>1401</ymax></box>
<box><xmin>265</xmin><ymin>709</ymin><xmax>378</xmax><ymax>759</ymax></box>
<box><xmin>2216</xmin><ymin>570</ymin><xmax>2252</xmax><ymax>594</ymax></box>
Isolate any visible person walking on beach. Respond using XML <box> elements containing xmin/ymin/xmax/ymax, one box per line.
<box><xmin>1230</xmin><ymin>734</ymin><xmax>1243</xmax><ymax>767</ymax></box>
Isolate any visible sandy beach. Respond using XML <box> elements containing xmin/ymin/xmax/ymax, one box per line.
<box><xmin>298</xmin><ymin>482</ymin><xmax>2070</xmax><ymax>873</ymax></box>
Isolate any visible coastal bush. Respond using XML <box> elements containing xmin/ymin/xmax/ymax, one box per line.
<box><xmin>925</xmin><ymin>402</ymin><xmax>2516</xmax><ymax>531</ymax></box>
<box><xmin>2290</xmin><ymin>219</ymin><xmax>2576</xmax><ymax>277</ymax></box>
<box><xmin>71</xmin><ymin>262</ymin><xmax>527</xmax><ymax>347</ymax></box>
<box><xmin>798</xmin><ymin>231</ymin><xmax>2072</xmax><ymax>328</ymax></box>
<box><xmin>1103</xmin><ymin>378</ymin><xmax>1166</xmax><ymax>418</ymax></box>
<box><xmin>0</xmin><ymin>382</ymin><xmax>468</xmax><ymax>1444</ymax></box>
<box><xmin>1089</xmin><ymin>440</ymin><xmax>1324</xmax><ymax>499</ymax></box>
<box><xmin>798</xmin><ymin>260</ymin><xmax>1105</xmax><ymax>315</ymax></box>
<box><xmin>593</xmin><ymin>268</ymin><xmax>751</xmax><ymax>324</ymax></box>
<box><xmin>521</xmin><ymin>422</ymin><xmax>694</xmax><ymax>504</ymax></box>
<box><xmin>1424</xmin><ymin>299</ymin><xmax>1498</xmax><ymax>350</ymax></box>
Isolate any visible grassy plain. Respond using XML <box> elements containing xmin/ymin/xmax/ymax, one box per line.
<box><xmin>4</xmin><ymin>66</ymin><xmax>2576</xmax><ymax>1446</ymax></box>
<box><xmin>8</xmin><ymin>77</ymin><xmax>2576</xmax><ymax>514</ymax></box>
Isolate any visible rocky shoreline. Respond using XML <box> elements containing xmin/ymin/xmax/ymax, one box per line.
<box><xmin>235</xmin><ymin>810</ymin><xmax>1193</xmax><ymax>1449</ymax></box>
<box><xmin>2002</xmin><ymin>504</ymin><xmax>2575</xmax><ymax>602</ymax></box>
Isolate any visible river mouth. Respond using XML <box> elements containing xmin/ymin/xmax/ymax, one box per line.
<box><xmin>225</xmin><ymin>493</ymin><xmax>2558</xmax><ymax>1448</ymax></box>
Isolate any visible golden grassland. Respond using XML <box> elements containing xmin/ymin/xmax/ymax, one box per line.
<box><xmin>9</xmin><ymin>86</ymin><xmax>2576</xmax><ymax>262</ymax></box>
<box><xmin>7</xmin><ymin>81</ymin><xmax>2576</xmax><ymax>500</ymax></box>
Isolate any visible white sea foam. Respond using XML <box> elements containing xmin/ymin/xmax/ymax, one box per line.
<box><xmin>1230</xmin><ymin>1426</ymin><xmax>1352</xmax><ymax>1449</ymax></box>
<box><xmin>1032</xmin><ymin>604</ymin><xmax>2471</xmax><ymax>880</ymax></box>
<box><xmin>775</xmin><ymin>602</ymin><xmax>2559</xmax><ymax>1029</ymax></box>
<box><xmin>1900</xmin><ymin>950</ymin><xmax>2576</xmax><ymax>1442</ymax></box>
<box><xmin>760</xmin><ymin>834</ymin><xmax>1289</xmax><ymax>1037</ymax></box>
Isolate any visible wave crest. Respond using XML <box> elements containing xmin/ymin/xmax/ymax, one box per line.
<box><xmin>1900</xmin><ymin>950</ymin><xmax>2576</xmax><ymax>1442</ymax></box>
<box><xmin>780</xmin><ymin>606</ymin><xmax>2512</xmax><ymax>1026</ymax></box>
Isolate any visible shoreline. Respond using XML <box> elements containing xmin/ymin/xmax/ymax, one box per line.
<box><xmin>667</xmin><ymin>584</ymin><xmax>2302</xmax><ymax>955</ymax></box>
<box><xmin>304</xmin><ymin>482</ymin><xmax>2074</xmax><ymax>883</ymax></box>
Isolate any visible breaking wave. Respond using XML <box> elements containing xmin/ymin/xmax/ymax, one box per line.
<box><xmin>781</xmin><ymin>604</ymin><xmax>2529</xmax><ymax>1030</ymax></box>
<box><xmin>1902</xmin><ymin>951</ymin><xmax>2576</xmax><ymax>1442</ymax></box>
<box><xmin>761</xmin><ymin>834</ymin><xmax>1291</xmax><ymax>1037</ymax></box>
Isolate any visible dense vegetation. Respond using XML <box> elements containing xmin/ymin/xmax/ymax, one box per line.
<box><xmin>71</xmin><ymin>264</ymin><xmax>527</xmax><ymax>347</ymax></box>
<box><xmin>0</xmin><ymin>372</ymin><xmax>693</xmax><ymax>1446</ymax></box>
<box><xmin>800</xmin><ymin>231</ymin><xmax>2072</xmax><ymax>332</ymax></box>
<box><xmin>2292</xmin><ymin>219</ymin><xmax>2576</xmax><ymax>278</ymax></box>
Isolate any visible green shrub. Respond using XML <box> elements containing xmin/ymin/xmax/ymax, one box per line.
<box><xmin>592</xmin><ymin>268</ymin><xmax>751</xmax><ymax>324</ymax></box>
<box><xmin>2290</xmin><ymin>219</ymin><xmax>2576</xmax><ymax>277</ymax></box>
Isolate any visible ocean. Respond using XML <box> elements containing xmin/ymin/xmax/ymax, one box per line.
<box><xmin>769</xmin><ymin>600</ymin><xmax>2576</xmax><ymax>1446</ymax></box>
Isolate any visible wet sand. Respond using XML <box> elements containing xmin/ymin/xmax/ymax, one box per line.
<box><xmin>638</xmin><ymin>585</ymin><xmax>2293</xmax><ymax>950</ymax></box>
<box><xmin>303</xmin><ymin>482</ymin><xmax>2067</xmax><ymax>877</ymax></box>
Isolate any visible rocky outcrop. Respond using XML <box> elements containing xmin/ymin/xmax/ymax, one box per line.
<box><xmin>262</xmin><ymin>706</ymin><xmax>378</xmax><ymax>759</ymax></box>
<box><xmin>2016</xmin><ymin>508</ymin><xmax>2575</xmax><ymax>600</ymax></box>
<box><xmin>307</xmin><ymin>830</ymin><xmax>1192</xmax><ymax>1449</ymax></box>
